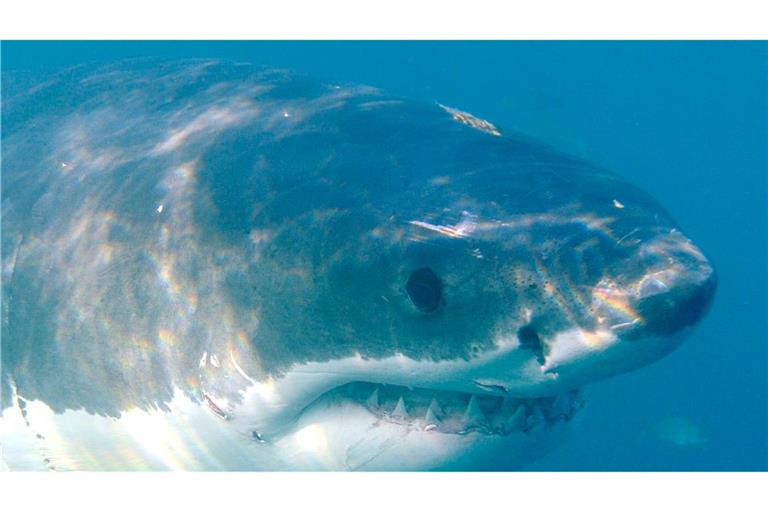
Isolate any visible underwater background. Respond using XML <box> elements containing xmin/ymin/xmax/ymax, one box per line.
<box><xmin>2</xmin><ymin>40</ymin><xmax>766</xmax><ymax>470</ymax></box>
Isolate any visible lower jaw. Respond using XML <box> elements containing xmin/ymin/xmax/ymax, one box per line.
<box><xmin>266</xmin><ymin>381</ymin><xmax>583</xmax><ymax>470</ymax></box>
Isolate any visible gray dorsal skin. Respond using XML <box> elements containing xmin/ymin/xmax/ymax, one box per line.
<box><xmin>0</xmin><ymin>60</ymin><xmax>716</xmax><ymax>470</ymax></box>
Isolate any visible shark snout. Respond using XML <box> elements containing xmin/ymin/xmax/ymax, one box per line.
<box><xmin>534</xmin><ymin>236</ymin><xmax>716</xmax><ymax>391</ymax></box>
<box><xmin>631</xmin><ymin>259</ymin><xmax>717</xmax><ymax>338</ymax></box>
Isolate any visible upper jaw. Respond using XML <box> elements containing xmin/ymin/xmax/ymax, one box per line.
<box><xmin>322</xmin><ymin>381</ymin><xmax>584</xmax><ymax>437</ymax></box>
<box><xmin>226</xmin><ymin>258</ymin><xmax>718</xmax><ymax>437</ymax></box>
<box><xmin>225</xmin><ymin>348</ymin><xmax>571</xmax><ymax>440</ymax></box>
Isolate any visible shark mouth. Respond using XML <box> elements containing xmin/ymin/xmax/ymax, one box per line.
<box><xmin>300</xmin><ymin>381</ymin><xmax>584</xmax><ymax>437</ymax></box>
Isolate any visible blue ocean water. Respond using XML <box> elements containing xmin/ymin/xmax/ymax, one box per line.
<box><xmin>2</xmin><ymin>41</ymin><xmax>766</xmax><ymax>470</ymax></box>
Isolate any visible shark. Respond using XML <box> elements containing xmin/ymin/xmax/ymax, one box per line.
<box><xmin>0</xmin><ymin>59</ymin><xmax>716</xmax><ymax>470</ymax></box>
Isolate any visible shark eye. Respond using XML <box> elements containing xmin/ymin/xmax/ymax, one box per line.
<box><xmin>406</xmin><ymin>267</ymin><xmax>443</xmax><ymax>313</ymax></box>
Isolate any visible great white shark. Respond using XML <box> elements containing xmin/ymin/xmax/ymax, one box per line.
<box><xmin>0</xmin><ymin>60</ymin><xmax>716</xmax><ymax>470</ymax></box>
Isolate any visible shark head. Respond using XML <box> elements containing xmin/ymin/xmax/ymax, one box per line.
<box><xmin>196</xmin><ymin>106</ymin><xmax>716</xmax><ymax>470</ymax></box>
<box><xmin>0</xmin><ymin>63</ymin><xmax>716</xmax><ymax>470</ymax></box>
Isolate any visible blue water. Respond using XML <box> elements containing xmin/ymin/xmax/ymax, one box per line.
<box><xmin>2</xmin><ymin>41</ymin><xmax>766</xmax><ymax>470</ymax></box>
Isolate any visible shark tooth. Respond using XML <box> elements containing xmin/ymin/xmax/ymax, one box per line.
<box><xmin>365</xmin><ymin>387</ymin><xmax>380</xmax><ymax>409</ymax></box>
<box><xmin>501</xmin><ymin>401</ymin><xmax>527</xmax><ymax>432</ymax></box>
<box><xmin>428</xmin><ymin>397</ymin><xmax>445</xmax><ymax>417</ymax></box>
<box><xmin>462</xmin><ymin>395</ymin><xmax>486</xmax><ymax>427</ymax></box>
<box><xmin>526</xmin><ymin>404</ymin><xmax>546</xmax><ymax>431</ymax></box>
<box><xmin>391</xmin><ymin>396</ymin><xmax>409</xmax><ymax>419</ymax></box>
<box><xmin>424</xmin><ymin>404</ymin><xmax>441</xmax><ymax>426</ymax></box>
<box><xmin>548</xmin><ymin>394</ymin><xmax>570</xmax><ymax>419</ymax></box>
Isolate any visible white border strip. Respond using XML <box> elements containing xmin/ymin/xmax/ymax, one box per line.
<box><xmin>0</xmin><ymin>472</ymin><xmax>766</xmax><ymax>511</ymax></box>
<box><xmin>0</xmin><ymin>1</ymin><xmax>767</xmax><ymax>39</ymax></box>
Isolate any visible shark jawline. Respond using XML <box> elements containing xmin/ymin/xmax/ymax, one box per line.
<box><xmin>283</xmin><ymin>381</ymin><xmax>583</xmax><ymax>439</ymax></box>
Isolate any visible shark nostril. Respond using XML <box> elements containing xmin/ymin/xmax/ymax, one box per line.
<box><xmin>638</xmin><ymin>275</ymin><xmax>669</xmax><ymax>298</ymax></box>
